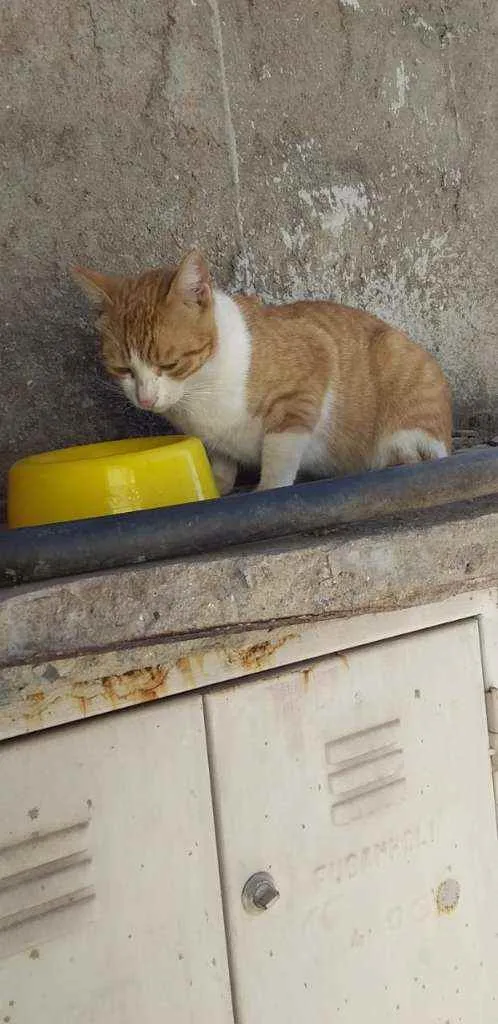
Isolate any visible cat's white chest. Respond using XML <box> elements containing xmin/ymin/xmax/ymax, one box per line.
<box><xmin>167</xmin><ymin>291</ymin><xmax>263</xmax><ymax>465</ymax></box>
<box><xmin>172</xmin><ymin>393</ymin><xmax>262</xmax><ymax>464</ymax></box>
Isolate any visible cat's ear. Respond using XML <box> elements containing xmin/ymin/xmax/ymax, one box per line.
<box><xmin>169</xmin><ymin>250</ymin><xmax>212</xmax><ymax>309</ymax></box>
<box><xmin>71</xmin><ymin>266</ymin><xmax>120</xmax><ymax>305</ymax></box>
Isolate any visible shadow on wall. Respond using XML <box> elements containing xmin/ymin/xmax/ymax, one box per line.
<box><xmin>1</xmin><ymin>277</ymin><xmax>170</xmax><ymax>511</ymax></box>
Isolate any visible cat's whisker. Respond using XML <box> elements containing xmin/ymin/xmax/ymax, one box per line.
<box><xmin>92</xmin><ymin>376</ymin><xmax>124</xmax><ymax>397</ymax></box>
<box><xmin>181</xmin><ymin>390</ymin><xmax>214</xmax><ymax>406</ymax></box>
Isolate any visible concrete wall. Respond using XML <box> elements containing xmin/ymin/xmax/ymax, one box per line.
<box><xmin>1</xmin><ymin>0</ymin><xmax>497</xmax><ymax>500</ymax></box>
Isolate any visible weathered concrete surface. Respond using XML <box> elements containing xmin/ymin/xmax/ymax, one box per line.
<box><xmin>1</xmin><ymin>498</ymin><xmax>497</xmax><ymax>665</ymax></box>
<box><xmin>0</xmin><ymin>0</ymin><xmax>239</xmax><ymax>496</ymax></box>
<box><xmin>1</xmin><ymin>0</ymin><xmax>497</xmax><ymax>500</ymax></box>
<box><xmin>224</xmin><ymin>0</ymin><xmax>498</xmax><ymax>415</ymax></box>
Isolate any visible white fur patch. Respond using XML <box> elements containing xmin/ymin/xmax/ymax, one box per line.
<box><xmin>258</xmin><ymin>431</ymin><xmax>311</xmax><ymax>490</ymax></box>
<box><xmin>209</xmin><ymin>452</ymin><xmax>238</xmax><ymax>495</ymax></box>
<box><xmin>372</xmin><ymin>428</ymin><xmax>448</xmax><ymax>469</ymax></box>
<box><xmin>166</xmin><ymin>291</ymin><xmax>263</xmax><ymax>464</ymax></box>
<box><xmin>122</xmin><ymin>356</ymin><xmax>185</xmax><ymax>411</ymax></box>
<box><xmin>302</xmin><ymin>390</ymin><xmax>334</xmax><ymax>475</ymax></box>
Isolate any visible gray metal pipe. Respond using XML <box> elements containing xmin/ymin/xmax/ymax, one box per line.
<box><xmin>0</xmin><ymin>448</ymin><xmax>497</xmax><ymax>588</ymax></box>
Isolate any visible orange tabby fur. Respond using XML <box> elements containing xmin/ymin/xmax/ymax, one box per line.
<box><xmin>73</xmin><ymin>250</ymin><xmax>452</xmax><ymax>491</ymax></box>
<box><xmin>239</xmin><ymin>296</ymin><xmax>451</xmax><ymax>471</ymax></box>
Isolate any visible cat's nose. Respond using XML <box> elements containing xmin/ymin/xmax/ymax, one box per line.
<box><xmin>137</xmin><ymin>391</ymin><xmax>155</xmax><ymax>409</ymax></box>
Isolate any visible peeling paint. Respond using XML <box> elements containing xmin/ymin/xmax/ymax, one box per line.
<box><xmin>323</xmin><ymin>185</ymin><xmax>369</xmax><ymax>234</ymax></box>
<box><xmin>298</xmin><ymin>189</ymin><xmax>314</xmax><ymax>209</ymax></box>
<box><xmin>412</xmin><ymin>16</ymin><xmax>433</xmax><ymax>33</ymax></box>
<box><xmin>411</xmin><ymin>233</ymin><xmax>449</xmax><ymax>280</ymax></box>
<box><xmin>299</xmin><ymin>184</ymin><xmax>369</xmax><ymax>237</ymax></box>
<box><xmin>389</xmin><ymin>61</ymin><xmax>411</xmax><ymax>114</ymax></box>
<box><xmin>281</xmin><ymin>223</ymin><xmax>309</xmax><ymax>252</ymax></box>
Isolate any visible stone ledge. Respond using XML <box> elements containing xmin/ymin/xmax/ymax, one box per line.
<box><xmin>1</xmin><ymin>497</ymin><xmax>497</xmax><ymax>667</ymax></box>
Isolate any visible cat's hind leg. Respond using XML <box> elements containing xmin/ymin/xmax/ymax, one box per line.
<box><xmin>372</xmin><ymin>428</ymin><xmax>448</xmax><ymax>469</ymax></box>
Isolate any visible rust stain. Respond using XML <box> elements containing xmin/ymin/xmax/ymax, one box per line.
<box><xmin>436</xmin><ymin>878</ymin><xmax>460</xmax><ymax>915</ymax></box>
<box><xmin>302</xmin><ymin>668</ymin><xmax>312</xmax><ymax>690</ymax></box>
<box><xmin>22</xmin><ymin>692</ymin><xmax>63</xmax><ymax>726</ymax></box>
<box><xmin>102</xmin><ymin>676</ymin><xmax>121</xmax><ymax>707</ymax></box>
<box><xmin>190</xmin><ymin>652</ymin><xmax>208</xmax><ymax>673</ymax></box>
<box><xmin>176</xmin><ymin>656</ymin><xmax>196</xmax><ymax>687</ymax></box>
<box><xmin>76</xmin><ymin>696</ymin><xmax>88</xmax><ymax>716</ymax></box>
<box><xmin>70</xmin><ymin>686</ymin><xmax>99</xmax><ymax>714</ymax></box>
<box><xmin>102</xmin><ymin>666</ymin><xmax>168</xmax><ymax>706</ymax></box>
<box><xmin>237</xmin><ymin>634</ymin><xmax>295</xmax><ymax>673</ymax></box>
<box><xmin>133</xmin><ymin>684</ymin><xmax>159</xmax><ymax>703</ymax></box>
<box><xmin>14</xmin><ymin>632</ymin><xmax>300</xmax><ymax>733</ymax></box>
<box><xmin>337</xmin><ymin>652</ymin><xmax>350</xmax><ymax>669</ymax></box>
<box><xmin>22</xmin><ymin>690</ymin><xmax>54</xmax><ymax>725</ymax></box>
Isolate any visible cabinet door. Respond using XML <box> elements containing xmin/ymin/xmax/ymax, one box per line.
<box><xmin>0</xmin><ymin>697</ymin><xmax>232</xmax><ymax>1023</ymax></box>
<box><xmin>205</xmin><ymin>620</ymin><xmax>498</xmax><ymax>1024</ymax></box>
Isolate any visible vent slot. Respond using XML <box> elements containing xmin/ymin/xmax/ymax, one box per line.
<box><xmin>326</xmin><ymin>719</ymin><xmax>406</xmax><ymax>825</ymax></box>
<box><xmin>0</xmin><ymin>819</ymin><xmax>96</xmax><ymax>959</ymax></box>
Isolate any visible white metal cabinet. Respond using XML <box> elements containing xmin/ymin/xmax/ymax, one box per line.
<box><xmin>205</xmin><ymin>621</ymin><xmax>498</xmax><ymax>1023</ymax></box>
<box><xmin>0</xmin><ymin>697</ymin><xmax>232</xmax><ymax>1023</ymax></box>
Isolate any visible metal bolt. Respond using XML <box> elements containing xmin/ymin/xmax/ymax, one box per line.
<box><xmin>242</xmin><ymin>872</ymin><xmax>280</xmax><ymax>914</ymax></box>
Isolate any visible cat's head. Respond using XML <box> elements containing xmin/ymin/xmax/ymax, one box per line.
<box><xmin>72</xmin><ymin>250</ymin><xmax>217</xmax><ymax>413</ymax></box>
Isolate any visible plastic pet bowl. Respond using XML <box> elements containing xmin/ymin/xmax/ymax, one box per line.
<box><xmin>7</xmin><ymin>436</ymin><xmax>219</xmax><ymax>529</ymax></box>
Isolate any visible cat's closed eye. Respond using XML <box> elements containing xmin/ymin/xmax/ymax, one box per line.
<box><xmin>159</xmin><ymin>362</ymin><xmax>178</xmax><ymax>373</ymax></box>
<box><xmin>110</xmin><ymin>366</ymin><xmax>131</xmax><ymax>378</ymax></box>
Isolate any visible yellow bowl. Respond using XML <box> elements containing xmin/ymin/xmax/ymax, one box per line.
<box><xmin>7</xmin><ymin>436</ymin><xmax>219</xmax><ymax>528</ymax></box>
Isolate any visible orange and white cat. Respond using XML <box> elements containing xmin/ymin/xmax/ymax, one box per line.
<box><xmin>73</xmin><ymin>249</ymin><xmax>452</xmax><ymax>494</ymax></box>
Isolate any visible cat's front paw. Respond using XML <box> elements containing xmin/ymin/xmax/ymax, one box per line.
<box><xmin>210</xmin><ymin>454</ymin><xmax>238</xmax><ymax>496</ymax></box>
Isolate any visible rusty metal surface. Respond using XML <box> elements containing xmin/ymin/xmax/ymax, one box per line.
<box><xmin>0</xmin><ymin>626</ymin><xmax>303</xmax><ymax>738</ymax></box>
<box><xmin>1</xmin><ymin>589</ymin><xmax>496</xmax><ymax>742</ymax></box>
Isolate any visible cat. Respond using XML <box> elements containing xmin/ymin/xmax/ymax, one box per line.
<box><xmin>72</xmin><ymin>249</ymin><xmax>452</xmax><ymax>495</ymax></box>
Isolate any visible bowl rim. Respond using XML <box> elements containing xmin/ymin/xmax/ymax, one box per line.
<box><xmin>9</xmin><ymin>435</ymin><xmax>202</xmax><ymax>470</ymax></box>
